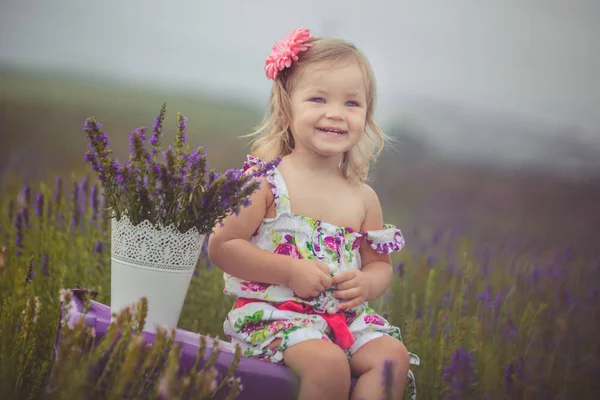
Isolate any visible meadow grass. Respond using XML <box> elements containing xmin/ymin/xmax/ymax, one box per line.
<box><xmin>1</xmin><ymin>172</ymin><xmax>598</xmax><ymax>399</ymax></box>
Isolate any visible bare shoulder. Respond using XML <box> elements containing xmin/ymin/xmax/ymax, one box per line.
<box><xmin>359</xmin><ymin>182</ymin><xmax>384</xmax><ymax>230</ymax></box>
<box><xmin>359</xmin><ymin>182</ymin><xmax>381</xmax><ymax>210</ymax></box>
<box><xmin>244</xmin><ymin>165</ymin><xmax>275</xmax><ymax>210</ymax></box>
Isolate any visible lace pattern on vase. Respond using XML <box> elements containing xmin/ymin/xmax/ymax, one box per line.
<box><xmin>110</xmin><ymin>215</ymin><xmax>204</xmax><ymax>272</ymax></box>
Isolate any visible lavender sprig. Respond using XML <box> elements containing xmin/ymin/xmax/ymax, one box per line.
<box><xmin>442</xmin><ymin>347</ymin><xmax>478</xmax><ymax>399</ymax></box>
<box><xmin>35</xmin><ymin>192</ymin><xmax>44</xmax><ymax>218</ymax></box>
<box><xmin>14</xmin><ymin>211</ymin><xmax>24</xmax><ymax>257</ymax></box>
<box><xmin>22</xmin><ymin>185</ymin><xmax>31</xmax><ymax>207</ymax></box>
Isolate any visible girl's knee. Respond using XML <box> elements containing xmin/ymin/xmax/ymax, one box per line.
<box><xmin>393</xmin><ymin>340</ymin><xmax>410</xmax><ymax>362</ymax></box>
<box><xmin>387</xmin><ymin>340</ymin><xmax>410</xmax><ymax>374</ymax></box>
<box><xmin>285</xmin><ymin>340</ymin><xmax>351</xmax><ymax>386</ymax></box>
<box><xmin>351</xmin><ymin>335</ymin><xmax>410</xmax><ymax>376</ymax></box>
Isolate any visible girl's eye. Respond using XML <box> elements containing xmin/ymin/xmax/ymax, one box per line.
<box><xmin>346</xmin><ymin>101</ymin><xmax>360</xmax><ymax>107</ymax></box>
<box><xmin>310</xmin><ymin>97</ymin><xmax>325</xmax><ymax>103</ymax></box>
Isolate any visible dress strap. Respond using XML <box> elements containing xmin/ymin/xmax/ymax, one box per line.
<box><xmin>243</xmin><ymin>155</ymin><xmax>291</xmax><ymax>217</ymax></box>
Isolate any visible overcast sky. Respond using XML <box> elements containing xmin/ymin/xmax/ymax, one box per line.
<box><xmin>1</xmin><ymin>0</ymin><xmax>599</xmax><ymax>139</ymax></box>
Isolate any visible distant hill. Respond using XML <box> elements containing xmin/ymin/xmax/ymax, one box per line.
<box><xmin>2</xmin><ymin>67</ymin><xmax>599</xmax><ymax>184</ymax></box>
<box><xmin>0</xmin><ymin>68</ymin><xmax>261</xmax><ymax>182</ymax></box>
<box><xmin>382</xmin><ymin>96</ymin><xmax>600</xmax><ymax>180</ymax></box>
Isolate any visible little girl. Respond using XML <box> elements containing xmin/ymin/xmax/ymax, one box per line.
<box><xmin>208</xmin><ymin>28</ymin><xmax>418</xmax><ymax>400</ymax></box>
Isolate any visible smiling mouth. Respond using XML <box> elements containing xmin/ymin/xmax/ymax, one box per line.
<box><xmin>317</xmin><ymin>127</ymin><xmax>347</xmax><ymax>135</ymax></box>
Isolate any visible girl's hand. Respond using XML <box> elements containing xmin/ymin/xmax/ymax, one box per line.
<box><xmin>286</xmin><ymin>259</ymin><xmax>333</xmax><ymax>299</ymax></box>
<box><xmin>331</xmin><ymin>269</ymin><xmax>370</xmax><ymax>310</ymax></box>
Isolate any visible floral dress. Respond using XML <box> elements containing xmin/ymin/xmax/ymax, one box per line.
<box><xmin>222</xmin><ymin>155</ymin><xmax>419</xmax><ymax>398</ymax></box>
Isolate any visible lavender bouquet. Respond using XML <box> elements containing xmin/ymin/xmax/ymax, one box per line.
<box><xmin>83</xmin><ymin>102</ymin><xmax>277</xmax><ymax>235</ymax></box>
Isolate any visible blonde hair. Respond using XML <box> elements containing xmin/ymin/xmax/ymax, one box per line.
<box><xmin>246</xmin><ymin>37</ymin><xmax>388</xmax><ymax>182</ymax></box>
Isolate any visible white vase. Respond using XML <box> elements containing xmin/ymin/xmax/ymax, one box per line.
<box><xmin>110</xmin><ymin>215</ymin><xmax>205</xmax><ymax>333</ymax></box>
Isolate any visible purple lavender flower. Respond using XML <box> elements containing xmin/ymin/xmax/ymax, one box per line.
<box><xmin>129</xmin><ymin>127</ymin><xmax>150</xmax><ymax>164</ymax></box>
<box><xmin>200</xmin><ymin>238</ymin><xmax>209</xmax><ymax>259</ymax></box>
<box><xmin>83</xmin><ymin>118</ymin><xmax>118</xmax><ymax>189</ymax></box>
<box><xmin>504</xmin><ymin>356</ymin><xmax>525</xmax><ymax>396</ymax></box>
<box><xmin>80</xmin><ymin>174</ymin><xmax>89</xmax><ymax>193</ymax></box>
<box><xmin>150</xmin><ymin>130</ymin><xmax>161</xmax><ymax>147</ymax></box>
<box><xmin>35</xmin><ymin>192</ymin><xmax>44</xmax><ymax>218</ymax></box>
<box><xmin>129</xmin><ymin>128</ymin><xmax>140</xmax><ymax>154</ymax></box>
<box><xmin>93</xmin><ymin>240</ymin><xmax>104</xmax><ymax>255</ymax></box>
<box><xmin>503</xmin><ymin>361</ymin><xmax>514</xmax><ymax>394</ymax></box>
<box><xmin>21</xmin><ymin>207</ymin><xmax>29</xmax><ymax>229</ymax></box>
<box><xmin>444</xmin><ymin>316</ymin><xmax>452</xmax><ymax>339</ymax></box>
<box><xmin>84</xmin><ymin>150</ymin><xmax>107</xmax><ymax>183</ymax></box>
<box><xmin>442</xmin><ymin>291</ymin><xmax>451</xmax><ymax>309</ymax></box>
<box><xmin>26</xmin><ymin>256</ymin><xmax>35</xmax><ymax>284</ymax></box>
<box><xmin>71</xmin><ymin>182</ymin><xmax>80</xmax><ymax>232</ymax></box>
<box><xmin>79</xmin><ymin>176</ymin><xmax>89</xmax><ymax>215</ymax></box>
<box><xmin>442</xmin><ymin>347</ymin><xmax>478</xmax><ymax>399</ymax></box>
<box><xmin>429</xmin><ymin>319</ymin><xmax>436</xmax><ymax>339</ymax></box>
<box><xmin>14</xmin><ymin>211</ymin><xmax>23</xmax><ymax>256</ymax></box>
<box><xmin>53</xmin><ymin>176</ymin><xmax>63</xmax><ymax>205</ymax></box>
<box><xmin>150</xmin><ymin>103</ymin><xmax>166</xmax><ymax>154</ymax></box>
<box><xmin>490</xmin><ymin>291</ymin><xmax>503</xmax><ymax>311</ymax></box>
<box><xmin>529</xmin><ymin>266</ymin><xmax>542</xmax><ymax>290</ymax></box>
<box><xmin>22</xmin><ymin>185</ymin><xmax>31</xmax><ymax>206</ymax></box>
<box><xmin>115</xmin><ymin>163</ymin><xmax>127</xmax><ymax>185</ymax></box>
<box><xmin>89</xmin><ymin>185</ymin><xmax>99</xmax><ymax>223</ymax></box>
<box><xmin>415</xmin><ymin>306</ymin><xmax>423</xmax><ymax>319</ymax></box>
<box><xmin>481</xmin><ymin>257</ymin><xmax>490</xmax><ymax>278</ymax></box>
<box><xmin>7</xmin><ymin>200</ymin><xmax>14</xmax><ymax>221</ymax></box>
<box><xmin>503</xmin><ymin>317</ymin><xmax>519</xmax><ymax>343</ymax></box>
<box><xmin>177</xmin><ymin>115</ymin><xmax>188</xmax><ymax>142</ymax></box>
<box><xmin>41</xmin><ymin>254</ymin><xmax>50</xmax><ymax>277</ymax></box>
<box><xmin>84</xmin><ymin>118</ymin><xmax>101</xmax><ymax>132</ymax></box>
<box><xmin>151</xmin><ymin>163</ymin><xmax>161</xmax><ymax>180</ymax></box>
<box><xmin>477</xmin><ymin>284</ymin><xmax>491</xmax><ymax>306</ymax></box>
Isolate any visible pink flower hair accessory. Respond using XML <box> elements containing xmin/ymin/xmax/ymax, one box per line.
<box><xmin>264</xmin><ymin>28</ymin><xmax>313</xmax><ymax>80</ymax></box>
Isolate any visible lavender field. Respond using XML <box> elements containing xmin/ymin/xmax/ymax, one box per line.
<box><xmin>1</xmin><ymin>72</ymin><xmax>599</xmax><ymax>399</ymax></box>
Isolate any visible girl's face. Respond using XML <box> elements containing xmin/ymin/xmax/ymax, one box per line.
<box><xmin>288</xmin><ymin>60</ymin><xmax>367</xmax><ymax>160</ymax></box>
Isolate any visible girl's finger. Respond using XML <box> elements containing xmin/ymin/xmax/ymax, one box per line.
<box><xmin>338</xmin><ymin>296</ymin><xmax>364</xmax><ymax>310</ymax></box>
<box><xmin>334</xmin><ymin>288</ymin><xmax>358</xmax><ymax>299</ymax></box>
<box><xmin>333</xmin><ymin>278</ymin><xmax>357</xmax><ymax>291</ymax></box>
<box><xmin>331</xmin><ymin>270</ymin><xmax>354</xmax><ymax>285</ymax></box>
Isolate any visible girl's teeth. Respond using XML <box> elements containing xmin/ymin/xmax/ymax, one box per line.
<box><xmin>320</xmin><ymin>128</ymin><xmax>344</xmax><ymax>134</ymax></box>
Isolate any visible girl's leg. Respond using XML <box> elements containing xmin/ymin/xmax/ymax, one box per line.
<box><xmin>349</xmin><ymin>335</ymin><xmax>410</xmax><ymax>400</ymax></box>
<box><xmin>281</xmin><ymin>338</ymin><xmax>351</xmax><ymax>400</ymax></box>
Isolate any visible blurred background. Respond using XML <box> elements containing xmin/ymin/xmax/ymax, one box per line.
<box><xmin>1</xmin><ymin>0</ymin><xmax>599</xmax><ymax>246</ymax></box>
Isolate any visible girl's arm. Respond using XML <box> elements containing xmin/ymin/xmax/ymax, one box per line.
<box><xmin>207</xmin><ymin>167</ymin><xmax>293</xmax><ymax>285</ymax></box>
<box><xmin>359</xmin><ymin>184</ymin><xmax>394</xmax><ymax>301</ymax></box>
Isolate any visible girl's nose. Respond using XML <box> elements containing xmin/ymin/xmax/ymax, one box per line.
<box><xmin>324</xmin><ymin>104</ymin><xmax>344</xmax><ymax>120</ymax></box>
